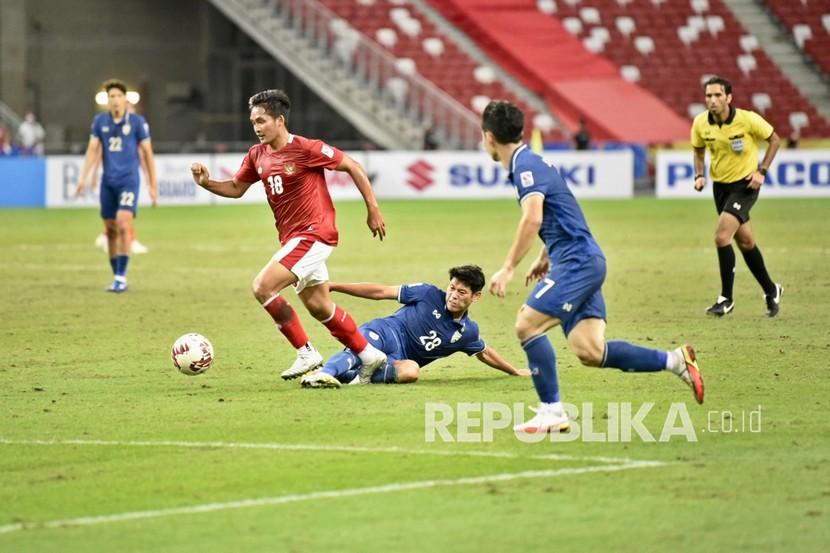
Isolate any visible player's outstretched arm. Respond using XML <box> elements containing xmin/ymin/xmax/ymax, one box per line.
<box><xmin>475</xmin><ymin>345</ymin><xmax>530</xmax><ymax>376</ymax></box>
<box><xmin>139</xmin><ymin>139</ymin><xmax>158</xmax><ymax>207</ymax></box>
<box><xmin>90</xmin><ymin>149</ymin><xmax>102</xmax><ymax>192</ymax></box>
<box><xmin>74</xmin><ymin>136</ymin><xmax>102</xmax><ymax>197</ymax></box>
<box><xmin>336</xmin><ymin>155</ymin><xmax>386</xmax><ymax>240</ymax></box>
<box><xmin>328</xmin><ymin>282</ymin><xmax>398</xmax><ymax>300</ymax></box>
<box><xmin>489</xmin><ymin>195</ymin><xmax>543</xmax><ymax>297</ymax></box>
<box><xmin>190</xmin><ymin>163</ymin><xmax>252</xmax><ymax>198</ymax></box>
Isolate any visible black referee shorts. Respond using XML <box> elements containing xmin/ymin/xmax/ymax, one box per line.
<box><xmin>713</xmin><ymin>179</ymin><xmax>759</xmax><ymax>224</ymax></box>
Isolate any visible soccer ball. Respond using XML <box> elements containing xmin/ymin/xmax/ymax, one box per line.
<box><xmin>171</xmin><ymin>333</ymin><xmax>214</xmax><ymax>375</ymax></box>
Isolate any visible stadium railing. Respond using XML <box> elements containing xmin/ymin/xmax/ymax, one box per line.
<box><xmin>268</xmin><ymin>0</ymin><xmax>483</xmax><ymax>149</ymax></box>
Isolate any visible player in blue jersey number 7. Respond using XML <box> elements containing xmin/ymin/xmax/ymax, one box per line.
<box><xmin>299</xmin><ymin>265</ymin><xmax>530</xmax><ymax>388</ymax></box>
<box><xmin>482</xmin><ymin>101</ymin><xmax>704</xmax><ymax>434</ymax></box>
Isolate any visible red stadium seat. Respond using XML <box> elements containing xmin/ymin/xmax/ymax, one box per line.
<box><xmin>322</xmin><ymin>0</ymin><xmax>828</xmax><ymax>139</ymax></box>
<box><xmin>317</xmin><ymin>0</ymin><xmax>563</xmax><ymax>141</ymax></box>
<box><xmin>426</xmin><ymin>0</ymin><xmax>828</xmax><ymax>138</ymax></box>
<box><xmin>762</xmin><ymin>0</ymin><xmax>830</xmax><ymax>119</ymax></box>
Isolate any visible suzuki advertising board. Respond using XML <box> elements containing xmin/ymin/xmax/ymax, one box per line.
<box><xmin>43</xmin><ymin>150</ymin><xmax>634</xmax><ymax>207</ymax></box>
<box><xmin>365</xmin><ymin>150</ymin><xmax>633</xmax><ymax>199</ymax></box>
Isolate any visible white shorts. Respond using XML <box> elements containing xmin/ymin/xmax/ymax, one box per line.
<box><xmin>273</xmin><ymin>237</ymin><xmax>334</xmax><ymax>294</ymax></box>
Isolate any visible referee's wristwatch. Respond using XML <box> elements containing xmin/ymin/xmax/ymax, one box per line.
<box><xmin>758</xmin><ymin>167</ymin><xmax>768</xmax><ymax>177</ymax></box>
<box><xmin>694</xmin><ymin>174</ymin><xmax>704</xmax><ymax>180</ymax></box>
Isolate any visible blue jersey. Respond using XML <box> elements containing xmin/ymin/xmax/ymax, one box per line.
<box><xmin>91</xmin><ymin>111</ymin><xmax>150</xmax><ymax>185</ymax></box>
<box><xmin>509</xmin><ymin>144</ymin><xmax>604</xmax><ymax>264</ymax></box>
<box><xmin>372</xmin><ymin>283</ymin><xmax>486</xmax><ymax>367</ymax></box>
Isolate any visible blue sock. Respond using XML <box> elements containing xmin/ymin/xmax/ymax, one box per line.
<box><xmin>115</xmin><ymin>255</ymin><xmax>129</xmax><ymax>278</ymax></box>
<box><xmin>109</xmin><ymin>257</ymin><xmax>117</xmax><ymax>274</ymax></box>
<box><xmin>321</xmin><ymin>350</ymin><xmax>361</xmax><ymax>379</ymax></box>
<box><xmin>602</xmin><ymin>340</ymin><xmax>667</xmax><ymax>372</ymax></box>
<box><xmin>339</xmin><ymin>369</ymin><xmax>359</xmax><ymax>383</ymax></box>
<box><xmin>331</xmin><ymin>359</ymin><xmax>397</xmax><ymax>384</ymax></box>
<box><xmin>337</xmin><ymin>369</ymin><xmax>360</xmax><ymax>384</ymax></box>
<box><xmin>370</xmin><ymin>361</ymin><xmax>397</xmax><ymax>383</ymax></box>
<box><xmin>522</xmin><ymin>334</ymin><xmax>560</xmax><ymax>403</ymax></box>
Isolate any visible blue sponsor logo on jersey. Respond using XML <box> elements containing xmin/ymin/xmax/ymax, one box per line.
<box><xmin>449</xmin><ymin>163</ymin><xmax>596</xmax><ymax>187</ymax></box>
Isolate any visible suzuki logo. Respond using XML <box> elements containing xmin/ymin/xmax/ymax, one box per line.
<box><xmin>407</xmin><ymin>160</ymin><xmax>435</xmax><ymax>191</ymax></box>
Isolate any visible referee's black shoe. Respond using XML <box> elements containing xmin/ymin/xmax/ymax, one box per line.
<box><xmin>765</xmin><ymin>283</ymin><xmax>783</xmax><ymax>318</ymax></box>
<box><xmin>706</xmin><ymin>296</ymin><xmax>734</xmax><ymax>317</ymax></box>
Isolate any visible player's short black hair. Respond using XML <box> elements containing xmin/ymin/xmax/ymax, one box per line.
<box><xmin>249</xmin><ymin>89</ymin><xmax>291</xmax><ymax>123</ymax></box>
<box><xmin>481</xmin><ymin>100</ymin><xmax>524</xmax><ymax>144</ymax></box>
<box><xmin>704</xmin><ymin>76</ymin><xmax>732</xmax><ymax>95</ymax></box>
<box><xmin>103</xmin><ymin>79</ymin><xmax>127</xmax><ymax>95</ymax></box>
<box><xmin>449</xmin><ymin>265</ymin><xmax>485</xmax><ymax>294</ymax></box>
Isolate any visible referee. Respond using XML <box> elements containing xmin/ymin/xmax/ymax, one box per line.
<box><xmin>692</xmin><ymin>76</ymin><xmax>783</xmax><ymax>317</ymax></box>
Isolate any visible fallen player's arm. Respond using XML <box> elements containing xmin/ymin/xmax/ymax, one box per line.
<box><xmin>475</xmin><ymin>345</ymin><xmax>531</xmax><ymax>376</ymax></box>
<box><xmin>328</xmin><ymin>282</ymin><xmax>399</xmax><ymax>300</ymax></box>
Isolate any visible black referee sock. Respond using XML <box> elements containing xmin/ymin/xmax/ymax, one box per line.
<box><xmin>717</xmin><ymin>245</ymin><xmax>735</xmax><ymax>300</ymax></box>
<box><xmin>741</xmin><ymin>246</ymin><xmax>776</xmax><ymax>296</ymax></box>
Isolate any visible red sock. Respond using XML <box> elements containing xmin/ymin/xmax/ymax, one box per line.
<box><xmin>262</xmin><ymin>295</ymin><xmax>308</xmax><ymax>349</ymax></box>
<box><xmin>323</xmin><ymin>305</ymin><xmax>368</xmax><ymax>352</ymax></box>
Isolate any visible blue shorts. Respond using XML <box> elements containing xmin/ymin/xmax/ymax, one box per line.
<box><xmin>526</xmin><ymin>255</ymin><xmax>607</xmax><ymax>336</ymax></box>
<box><xmin>100</xmin><ymin>179</ymin><xmax>140</xmax><ymax>219</ymax></box>
<box><xmin>360</xmin><ymin>321</ymin><xmax>405</xmax><ymax>363</ymax></box>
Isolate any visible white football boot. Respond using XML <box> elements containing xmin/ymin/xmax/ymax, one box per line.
<box><xmin>357</xmin><ymin>345</ymin><xmax>387</xmax><ymax>384</ymax></box>
<box><xmin>300</xmin><ymin>371</ymin><xmax>341</xmax><ymax>389</ymax></box>
<box><xmin>513</xmin><ymin>402</ymin><xmax>570</xmax><ymax>433</ymax></box>
<box><xmin>94</xmin><ymin>232</ymin><xmax>108</xmax><ymax>252</ymax></box>
<box><xmin>280</xmin><ymin>348</ymin><xmax>324</xmax><ymax>380</ymax></box>
<box><xmin>130</xmin><ymin>239</ymin><xmax>149</xmax><ymax>254</ymax></box>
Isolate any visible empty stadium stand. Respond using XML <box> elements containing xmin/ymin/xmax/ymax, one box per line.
<box><xmin>428</xmin><ymin>0</ymin><xmax>693</xmax><ymax>142</ymax></box>
<box><xmin>428</xmin><ymin>0</ymin><xmax>829</xmax><ymax>140</ymax></box>
<box><xmin>317</xmin><ymin>0</ymin><xmax>567</xmax><ymax>140</ymax></box>
<box><xmin>764</xmin><ymin>0</ymin><xmax>830</xmax><ymax>77</ymax></box>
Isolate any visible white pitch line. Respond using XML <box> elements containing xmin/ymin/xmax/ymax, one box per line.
<box><xmin>0</xmin><ymin>437</ymin><xmax>651</xmax><ymax>465</ymax></box>
<box><xmin>0</xmin><ymin>461</ymin><xmax>664</xmax><ymax>535</ymax></box>
<box><xmin>5</xmin><ymin>264</ymin><xmax>242</xmax><ymax>274</ymax></box>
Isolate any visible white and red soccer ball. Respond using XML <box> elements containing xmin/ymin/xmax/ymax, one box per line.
<box><xmin>172</xmin><ymin>333</ymin><xmax>214</xmax><ymax>375</ymax></box>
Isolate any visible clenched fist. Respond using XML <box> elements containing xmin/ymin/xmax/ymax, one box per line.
<box><xmin>191</xmin><ymin>163</ymin><xmax>210</xmax><ymax>187</ymax></box>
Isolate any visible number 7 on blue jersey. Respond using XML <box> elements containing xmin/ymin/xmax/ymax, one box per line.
<box><xmin>534</xmin><ymin>278</ymin><xmax>555</xmax><ymax>299</ymax></box>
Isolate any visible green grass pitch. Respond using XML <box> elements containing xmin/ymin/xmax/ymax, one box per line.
<box><xmin>1</xmin><ymin>198</ymin><xmax>828</xmax><ymax>552</ymax></box>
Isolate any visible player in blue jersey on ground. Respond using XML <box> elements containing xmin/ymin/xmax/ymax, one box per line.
<box><xmin>75</xmin><ymin>79</ymin><xmax>158</xmax><ymax>293</ymax></box>
<box><xmin>297</xmin><ymin>265</ymin><xmax>529</xmax><ymax>388</ymax></box>
<box><xmin>482</xmin><ymin>100</ymin><xmax>704</xmax><ymax>433</ymax></box>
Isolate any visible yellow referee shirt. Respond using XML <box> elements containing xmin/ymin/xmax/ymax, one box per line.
<box><xmin>691</xmin><ymin>106</ymin><xmax>774</xmax><ymax>183</ymax></box>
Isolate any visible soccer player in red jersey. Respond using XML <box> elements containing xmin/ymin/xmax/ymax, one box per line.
<box><xmin>190</xmin><ymin>89</ymin><xmax>388</xmax><ymax>383</ymax></box>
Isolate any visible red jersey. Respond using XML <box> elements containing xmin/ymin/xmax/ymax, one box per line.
<box><xmin>235</xmin><ymin>134</ymin><xmax>345</xmax><ymax>246</ymax></box>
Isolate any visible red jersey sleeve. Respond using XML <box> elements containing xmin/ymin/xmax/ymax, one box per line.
<box><xmin>234</xmin><ymin>148</ymin><xmax>261</xmax><ymax>184</ymax></box>
<box><xmin>303</xmin><ymin>139</ymin><xmax>344</xmax><ymax>170</ymax></box>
